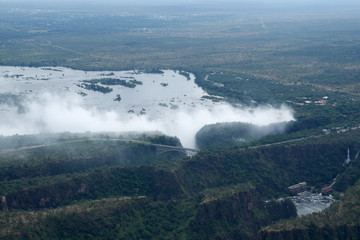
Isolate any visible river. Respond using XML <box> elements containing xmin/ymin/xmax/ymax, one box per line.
<box><xmin>0</xmin><ymin>66</ymin><xmax>294</xmax><ymax>147</ymax></box>
<box><xmin>290</xmin><ymin>191</ymin><xmax>335</xmax><ymax>216</ymax></box>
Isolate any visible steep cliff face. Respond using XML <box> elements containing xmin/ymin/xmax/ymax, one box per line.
<box><xmin>174</xmin><ymin>136</ymin><xmax>358</xmax><ymax>200</ymax></box>
<box><xmin>259</xmin><ymin>225</ymin><xmax>360</xmax><ymax>240</ymax></box>
<box><xmin>1</xmin><ymin>181</ymin><xmax>91</xmax><ymax>210</ymax></box>
<box><xmin>0</xmin><ymin>166</ymin><xmax>184</xmax><ymax>210</ymax></box>
<box><xmin>196</xmin><ymin>188</ymin><xmax>261</xmax><ymax>225</ymax></box>
<box><xmin>1</xmin><ymin>131</ymin><xmax>360</xmax><ymax>238</ymax></box>
<box><xmin>152</xmin><ymin>169</ymin><xmax>185</xmax><ymax>201</ymax></box>
<box><xmin>188</xmin><ymin>186</ymin><xmax>297</xmax><ymax>240</ymax></box>
<box><xmin>2</xmin><ymin>131</ymin><xmax>357</xmax><ymax>213</ymax></box>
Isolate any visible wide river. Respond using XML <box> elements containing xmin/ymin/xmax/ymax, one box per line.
<box><xmin>0</xmin><ymin>66</ymin><xmax>294</xmax><ymax>148</ymax></box>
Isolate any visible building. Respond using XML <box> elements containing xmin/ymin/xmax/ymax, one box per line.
<box><xmin>288</xmin><ymin>182</ymin><xmax>307</xmax><ymax>193</ymax></box>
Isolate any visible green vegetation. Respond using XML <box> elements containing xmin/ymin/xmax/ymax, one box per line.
<box><xmin>142</xmin><ymin>69</ymin><xmax>165</xmax><ymax>74</ymax></box>
<box><xmin>0</xmin><ymin>197</ymin><xmax>198</xmax><ymax>240</ymax></box>
<box><xmin>84</xmin><ymin>78</ymin><xmax>142</xmax><ymax>88</ymax></box>
<box><xmin>1</xmin><ymin>2</ymin><xmax>360</xmax><ymax>239</ymax></box>
<box><xmin>257</xmin><ymin>132</ymin><xmax>360</xmax><ymax>239</ymax></box>
<box><xmin>200</xmin><ymin>95</ymin><xmax>223</xmax><ymax>102</ymax></box>
<box><xmin>100</xmin><ymin>72</ymin><xmax>115</xmax><ymax>76</ymax></box>
<box><xmin>77</xmin><ymin>83</ymin><xmax>112</xmax><ymax>93</ymax></box>
<box><xmin>159</xmin><ymin>103</ymin><xmax>168</xmax><ymax>107</ymax></box>
<box><xmin>179</xmin><ymin>71</ymin><xmax>191</xmax><ymax>80</ymax></box>
<box><xmin>196</xmin><ymin>122</ymin><xmax>289</xmax><ymax>149</ymax></box>
<box><xmin>1</xmin><ymin>130</ymin><xmax>359</xmax><ymax>238</ymax></box>
<box><xmin>0</xmin><ymin>140</ymin><xmax>158</xmax><ymax>182</ymax></box>
<box><xmin>139</xmin><ymin>135</ymin><xmax>182</xmax><ymax>147</ymax></box>
<box><xmin>77</xmin><ymin>91</ymin><xmax>87</xmax><ymax>97</ymax></box>
<box><xmin>113</xmin><ymin>94</ymin><xmax>121</xmax><ymax>101</ymax></box>
<box><xmin>260</xmin><ymin>180</ymin><xmax>360</xmax><ymax>239</ymax></box>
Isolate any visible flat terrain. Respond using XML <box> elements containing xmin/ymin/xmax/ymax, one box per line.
<box><xmin>1</xmin><ymin>3</ymin><xmax>360</xmax><ymax>96</ymax></box>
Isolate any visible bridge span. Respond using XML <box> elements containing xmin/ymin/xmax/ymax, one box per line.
<box><xmin>0</xmin><ymin>138</ymin><xmax>200</xmax><ymax>158</ymax></box>
<box><xmin>128</xmin><ymin>140</ymin><xmax>199</xmax><ymax>157</ymax></box>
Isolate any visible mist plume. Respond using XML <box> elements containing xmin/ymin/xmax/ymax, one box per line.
<box><xmin>0</xmin><ymin>93</ymin><xmax>294</xmax><ymax>148</ymax></box>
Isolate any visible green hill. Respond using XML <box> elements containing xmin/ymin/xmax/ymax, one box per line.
<box><xmin>0</xmin><ymin>130</ymin><xmax>359</xmax><ymax>239</ymax></box>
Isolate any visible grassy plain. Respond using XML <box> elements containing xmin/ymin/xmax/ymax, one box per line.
<box><xmin>0</xmin><ymin>4</ymin><xmax>359</xmax><ymax>89</ymax></box>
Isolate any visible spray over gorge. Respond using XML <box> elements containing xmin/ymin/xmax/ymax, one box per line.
<box><xmin>0</xmin><ymin>66</ymin><xmax>294</xmax><ymax>148</ymax></box>
<box><xmin>2</xmin><ymin>1</ymin><xmax>360</xmax><ymax>238</ymax></box>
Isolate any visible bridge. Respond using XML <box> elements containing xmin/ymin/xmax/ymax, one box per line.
<box><xmin>153</xmin><ymin>144</ymin><xmax>199</xmax><ymax>157</ymax></box>
<box><xmin>0</xmin><ymin>138</ymin><xmax>200</xmax><ymax>158</ymax></box>
<box><xmin>128</xmin><ymin>140</ymin><xmax>199</xmax><ymax>157</ymax></box>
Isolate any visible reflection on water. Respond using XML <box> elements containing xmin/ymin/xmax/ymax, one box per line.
<box><xmin>291</xmin><ymin>191</ymin><xmax>335</xmax><ymax>216</ymax></box>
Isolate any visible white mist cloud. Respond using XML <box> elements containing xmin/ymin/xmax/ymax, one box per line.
<box><xmin>0</xmin><ymin>93</ymin><xmax>294</xmax><ymax>148</ymax></box>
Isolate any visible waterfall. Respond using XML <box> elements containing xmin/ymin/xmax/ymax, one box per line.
<box><xmin>344</xmin><ymin>148</ymin><xmax>351</xmax><ymax>165</ymax></box>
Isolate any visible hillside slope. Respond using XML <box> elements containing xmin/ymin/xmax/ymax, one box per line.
<box><xmin>0</xmin><ymin>130</ymin><xmax>360</xmax><ymax>239</ymax></box>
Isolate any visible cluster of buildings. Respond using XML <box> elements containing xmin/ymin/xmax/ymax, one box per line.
<box><xmin>289</xmin><ymin>148</ymin><xmax>353</xmax><ymax>195</ymax></box>
<box><xmin>287</xmin><ymin>96</ymin><xmax>330</xmax><ymax>106</ymax></box>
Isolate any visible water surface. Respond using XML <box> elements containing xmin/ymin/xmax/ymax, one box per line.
<box><xmin>291</xmin><ymin>191</ymin><xmax>335</xmax><ymax>216</ymax></box>
<box><xmin>0</xmin><ymin>66</ymin><xmax>294</xmax><ymax>147</ymax></box>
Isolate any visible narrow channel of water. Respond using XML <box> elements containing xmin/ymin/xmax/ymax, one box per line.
<box><xmin>290</xmin><ymin>191</ymin><xmax>335</xmax><ymax>216</ymax></box>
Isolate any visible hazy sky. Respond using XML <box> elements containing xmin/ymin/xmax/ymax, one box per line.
<box><xmin>1</xmin><ymin>0</ymin><xmax>359</xmax><ymax>12</ymax></box>
<box><xmin>1</xmin><ymin>0</ymin><xmax>359</xmax><ymax>5</ymax></box>
<box><xmin>0</xmin><ymin>0</ymin><xmax>359</xmax><ymax>11</ymax></box>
